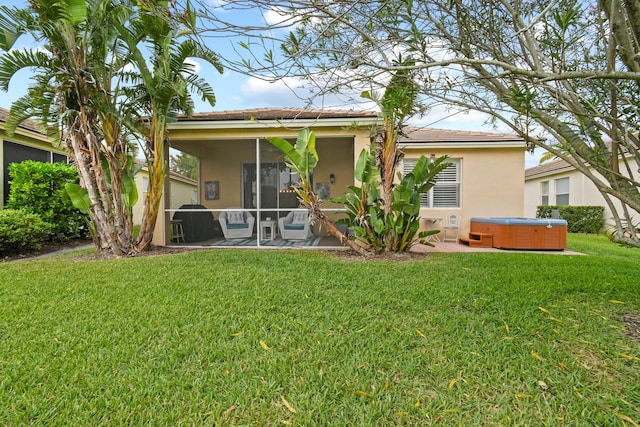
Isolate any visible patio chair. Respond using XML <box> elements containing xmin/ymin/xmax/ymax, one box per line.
<box><xmin>279</xmin><ymin>211</ymin><xmax>314</xmax><ymax>240</ymax></box>
<box><xmin>443</xmin><ymin>213</ymin><xmax>460</xmax><ymax>242</ymax></box>
<box><xmin>219</xmin><ymin>209</ymin><xmax>255</xmax><ymax>240</ymax></box>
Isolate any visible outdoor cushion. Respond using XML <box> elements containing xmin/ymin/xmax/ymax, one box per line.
<box><xmin>227</xmin><ymin>211</ymin><xmax>245</xmax><ymax>224</ymax></box>
<box><xmin>284</xmin><ymin>223</ymin><xmax>305</xmax><ymax>230</ymax></box>
<box><xmin>227</xmin><ymin>223</ymin><xmax>249</xmax><ymax>229</ymax></box>
<box><xmin>291</xmin><ymin>211</ymin><xmax>307</xmax><ymax>224</ymax></box>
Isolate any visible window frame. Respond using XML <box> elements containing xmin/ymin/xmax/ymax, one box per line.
<box><xmin>403</xmin><ymin>158</ymin><xmax>461</xmax><ymax>208</ymax></box>
<box><xmin>540</xmin><ymin>181</ymin><xmax>549</xmax><ymax>206</ymax></box>
<box><xmin>554</xmin><ymin>177</ymin><xmax>570</xmax><ymax>205</ymax></box>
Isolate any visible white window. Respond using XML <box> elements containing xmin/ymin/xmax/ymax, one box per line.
<box><xmin>555</xmin><ymin>177</ymin><xmax>569</xmax><ymax>205</ymax></box>
<box><xmin>403</xmin><ymin>158</ymin><xmax>461</xmax><ymax>208</ymax></box>
<box><xmin>540</xmin><ymin>181</ymin><xmax>549</xmax><ymax>206</ymax></box>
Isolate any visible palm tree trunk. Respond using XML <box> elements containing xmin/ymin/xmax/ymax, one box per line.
<box><xmin>135</xmin><ymin>117</ymin><xmax>167</xmax><ymax>252</ymax></box>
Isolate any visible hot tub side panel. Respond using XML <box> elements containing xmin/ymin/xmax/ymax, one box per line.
<box><xmin>470</xmin><ymin>219</ymin><xmax>567</xmax><ymax>250</ymax></box>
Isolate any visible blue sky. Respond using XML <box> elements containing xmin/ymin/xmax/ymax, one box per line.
<box><xmin>0</xmin><ymin>0</ymin><xmax>543</xmax><ymax>167</ymax></box>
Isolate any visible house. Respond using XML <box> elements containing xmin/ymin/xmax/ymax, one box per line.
<box><xmin>156</xmin><ymin>108</ymin><xmax>528</xmax><ymax>247</ymax></box>
<box><xmin>1</xmin><ymin>107</ymin><xmax>67</xmax><ymax>207</ymax></box>
<box><xmin>524</xmin><ymin>154</ymin><xmax>639</xmax><ymax>228</ymax></box>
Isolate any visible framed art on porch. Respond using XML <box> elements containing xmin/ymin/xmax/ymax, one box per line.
<box><xmin>205</xmin><ymin>181</ymin><xmax>219</xmax><ymax>200</ymax></box>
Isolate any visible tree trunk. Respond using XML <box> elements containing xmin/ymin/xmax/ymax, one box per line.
<box><xmin>299</xmin><ymin>188</ymin><xmax>370</xmax><ymax>256</ymax></box>
<box><xmin>135</xmin><ymin>116</ymin><xmax>168</xmax><ymax>252</ymax></box>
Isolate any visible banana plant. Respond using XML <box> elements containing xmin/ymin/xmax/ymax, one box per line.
<box><xmin>334</xmin><ymin>149</ymin><xmax>450</xmax><ymax>253</ymax></box>
<box><xmin>268</xmin><ymin>129</ymin><xmax>369</xmax><ymax>255</ymax></box>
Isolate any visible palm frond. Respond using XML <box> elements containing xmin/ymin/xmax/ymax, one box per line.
<box><xmin>0</xmin><ymin>49</ymin><xmax>52</xmax><ymax>91</ymax></box>
<box><xmin>183</xmin><ymin>73</ymin><xmax>217</xmax><ymax>106</ymax></box>
<box><xmin>0</xmin><ymin>5</ymin><xmax>27</xmax><ymax>50</ymax></box>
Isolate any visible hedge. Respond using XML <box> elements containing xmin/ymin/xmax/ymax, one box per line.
<box><xmin>0</xmin><ymin>209</ymin><xmax>53</xmax><ymax>257</ymax></box>
<box><xmin>6</xmin><ymin>160</ymin><xmax>89</xmax><ymax>241</ymax></box>
<box><xmin>537</xmin><ymin>205</ymin><xmax>605</xmax><ymax>234</ymax></box>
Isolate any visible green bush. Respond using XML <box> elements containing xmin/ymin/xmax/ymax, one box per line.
<box><xmin>537</xmin><ymin>205</ymin><xmax>605</xmax><ymax>234</ymax></box>
<box><xmin>7</xmin><ymin>160</ymin><xmax>89</xmax><ymax>241</ymax></box>
<box><xmin>0</xmin><ymin>209</ymin><xmax>53</xmax><ymax>256</ymax></box>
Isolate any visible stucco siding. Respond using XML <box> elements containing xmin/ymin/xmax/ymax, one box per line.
<box><xmin>404</xmin><ymin>146</ymin><xmax>525</xmax><ymax>238</ymax></box>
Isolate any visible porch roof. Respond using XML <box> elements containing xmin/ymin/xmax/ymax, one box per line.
<box><xmin>177</xmin><ymin>108</ymin><xmax>380</xmax><ymax>122</ymax></box>
<box><xmin>170</xmin><ymin>108</ymin><xmax>381</xmax><ymax>132</ymax></box>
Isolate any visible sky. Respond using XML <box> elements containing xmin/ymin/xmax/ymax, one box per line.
<box><xmin>0</xmin><ymin>0</ymin><xmax>544</xmax><ymax>167</ymax></box>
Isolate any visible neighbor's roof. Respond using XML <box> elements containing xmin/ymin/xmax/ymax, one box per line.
<box><xmin>0</xmin><ymin>107</ymin><xmax>44</xmax><ymax>135</ymax></box>
<box><xmin>178</xmin><ymin>108</ymin><xmax>380</xmax><ymax>122</ymax></box>
<box><xmin>525</xmin><ymin>158</ymin><xmax>574</xmax><ymax>180</ymax></box>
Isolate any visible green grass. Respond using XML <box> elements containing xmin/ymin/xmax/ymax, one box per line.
<box><xmin>1</xmin><ymin>234</ymin><xmax>638</xmax><ymax>425</ymax></box>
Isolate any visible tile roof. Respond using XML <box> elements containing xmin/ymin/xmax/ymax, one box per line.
<box><xmin>398</xmin><ymin>126</ymin><xmax>525</xmax><ymax>143</ymax></box>
<box><xmin>178</xmin><ymin>108</ymin><xmax>380</xmax><ymax>122</ymax></box>
<box><xmin>525</xmin><ymin>158</ymin><xmax>572</xmax><ymax>178</ymax></box>
<box><xmin>177</xmin><ymin>109</ymin><xmax>526</xmax><ymax>145</ymax></box>
<box><xmin>0</xmin><ymin>107</ymin><xmax>44</xmax><ymax>135</ymax></box>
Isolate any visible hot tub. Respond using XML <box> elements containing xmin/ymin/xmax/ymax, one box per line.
<box><xmin>470</xmin><ymin>218</ymin><xmax>568</xmax><ymax>250</ymax></box>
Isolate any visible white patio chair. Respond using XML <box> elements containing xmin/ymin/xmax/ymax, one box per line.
<box><xmin>443</xmin><ymin>213</ymin><xmax>460</xmax><ymax>242</ymax></box>
<box><xmin>219</xmin><ymin>210</ymin><xmax>255</xmax><ymax>240</ymax></box>
<box><xmin>278</xmin><ymin>211</ymin><xmax>313</xmax><ymax>240</ymax></box>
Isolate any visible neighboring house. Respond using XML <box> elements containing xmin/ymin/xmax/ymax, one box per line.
<box><xmin>133</xmin><ymin>166</ymin><xmax>198</xmax><ymax>225</ymax></box>
<box><xmin>155</xmin><ymin>108</ymin><xmax>527</xmax><ymax>246</ymax></box>
<box><xmin>524</xmin><ymin>155</ymin><xmax>639</xmax><ymax>228</ymax></box>
<box><xmin>1</xmin><ymin>107</ymin><xmax>67</xmax><ymax>207</ymax></box>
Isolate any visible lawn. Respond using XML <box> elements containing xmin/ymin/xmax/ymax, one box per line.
<box><xmin>1</xmin><ymin>234</ymin><xmax>638</xmax><ymax>425</ymax></box>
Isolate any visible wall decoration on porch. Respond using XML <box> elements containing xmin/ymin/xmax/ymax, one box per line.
<box><xmin>316</xmin><ymin>182</ymin><xmax>330</xmax><ymax>199</ymax></box>
<box><xmin>205</xmin><ymin>181</ymin><xmax>219</xmax><ymax>200</ymax></box>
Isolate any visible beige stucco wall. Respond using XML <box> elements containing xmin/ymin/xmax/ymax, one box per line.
<box><xmin>403</xmin><ymin>145</ymin><xmax>525</xmax><ymax>239</ymax></box>
<box><xmin>524</xmin><ymin>157</ymin><xmax>638</xmax><ymax>227</ymax></box>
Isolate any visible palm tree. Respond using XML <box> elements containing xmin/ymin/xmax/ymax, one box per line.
<box><xmin>0</xmin><ymin>0</ymin><xmax>138</xmax><ymax>255</ymax></box>
<box><xmin>114</xmin><ymin>0</ymin><xmax>223</xmax><ymax>252</ymax></box>
<box><xmin>0</xmin><ymin>0</ymin><xmax>222</xmax><ymax>254</ymax></box>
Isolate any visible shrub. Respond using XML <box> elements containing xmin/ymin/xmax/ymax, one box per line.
<box><xmin>0</xmin><ymin>209</ymin><xmax>53</xmax><ymax>256</ymax></box>
<box><xmin>537</xmin><ymin>205</ymin><xmax>605</xmax><ymax>234</ymax></box>
<box><xmin>6</xmin><ymin>160</ymin><xmax>89</xmax><ymax>241</ymax></box>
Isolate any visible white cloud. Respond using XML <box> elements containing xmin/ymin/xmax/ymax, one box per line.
<box><xmin>239</xmin><ymin>77</ymin><xmax>309</xmax><ymax>108</ymax></box>
<box><xmin>408</xmin><ymin>104</ymin><xmax>491</xmax><ymax>130</ymax></box>
<box><xmin>236</xmin><ymin>76</ymin><xmax>377</xmax><ymax>111</ymax></box>
<box><xmin>260</xmin><ymin>5</ymin><xmax>304</xmax><ymax>31</ymax></box>
<box><xmin>184</xmin><ymin>58</ymin><xmax>202</xmax><ymax>73</ymax></box>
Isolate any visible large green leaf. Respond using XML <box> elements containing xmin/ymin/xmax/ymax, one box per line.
<box><xmin>121</xmin><ymin>173</ymin><xmax>138</xmax><ymax>208</ymax></box>
<box><xmin>64</xmin><ymin>183</ymin><xmax>91</xmax><ymax>214</ymax></box>
<box><xmin>65</xmin><ymin>0</ymin><xmax>87</xmax><ymax>25</ymax></box>
<box><xmin>267</xmin><ymin>129</ymin><xmax>319</xmax><ymax>179</ymax></box>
